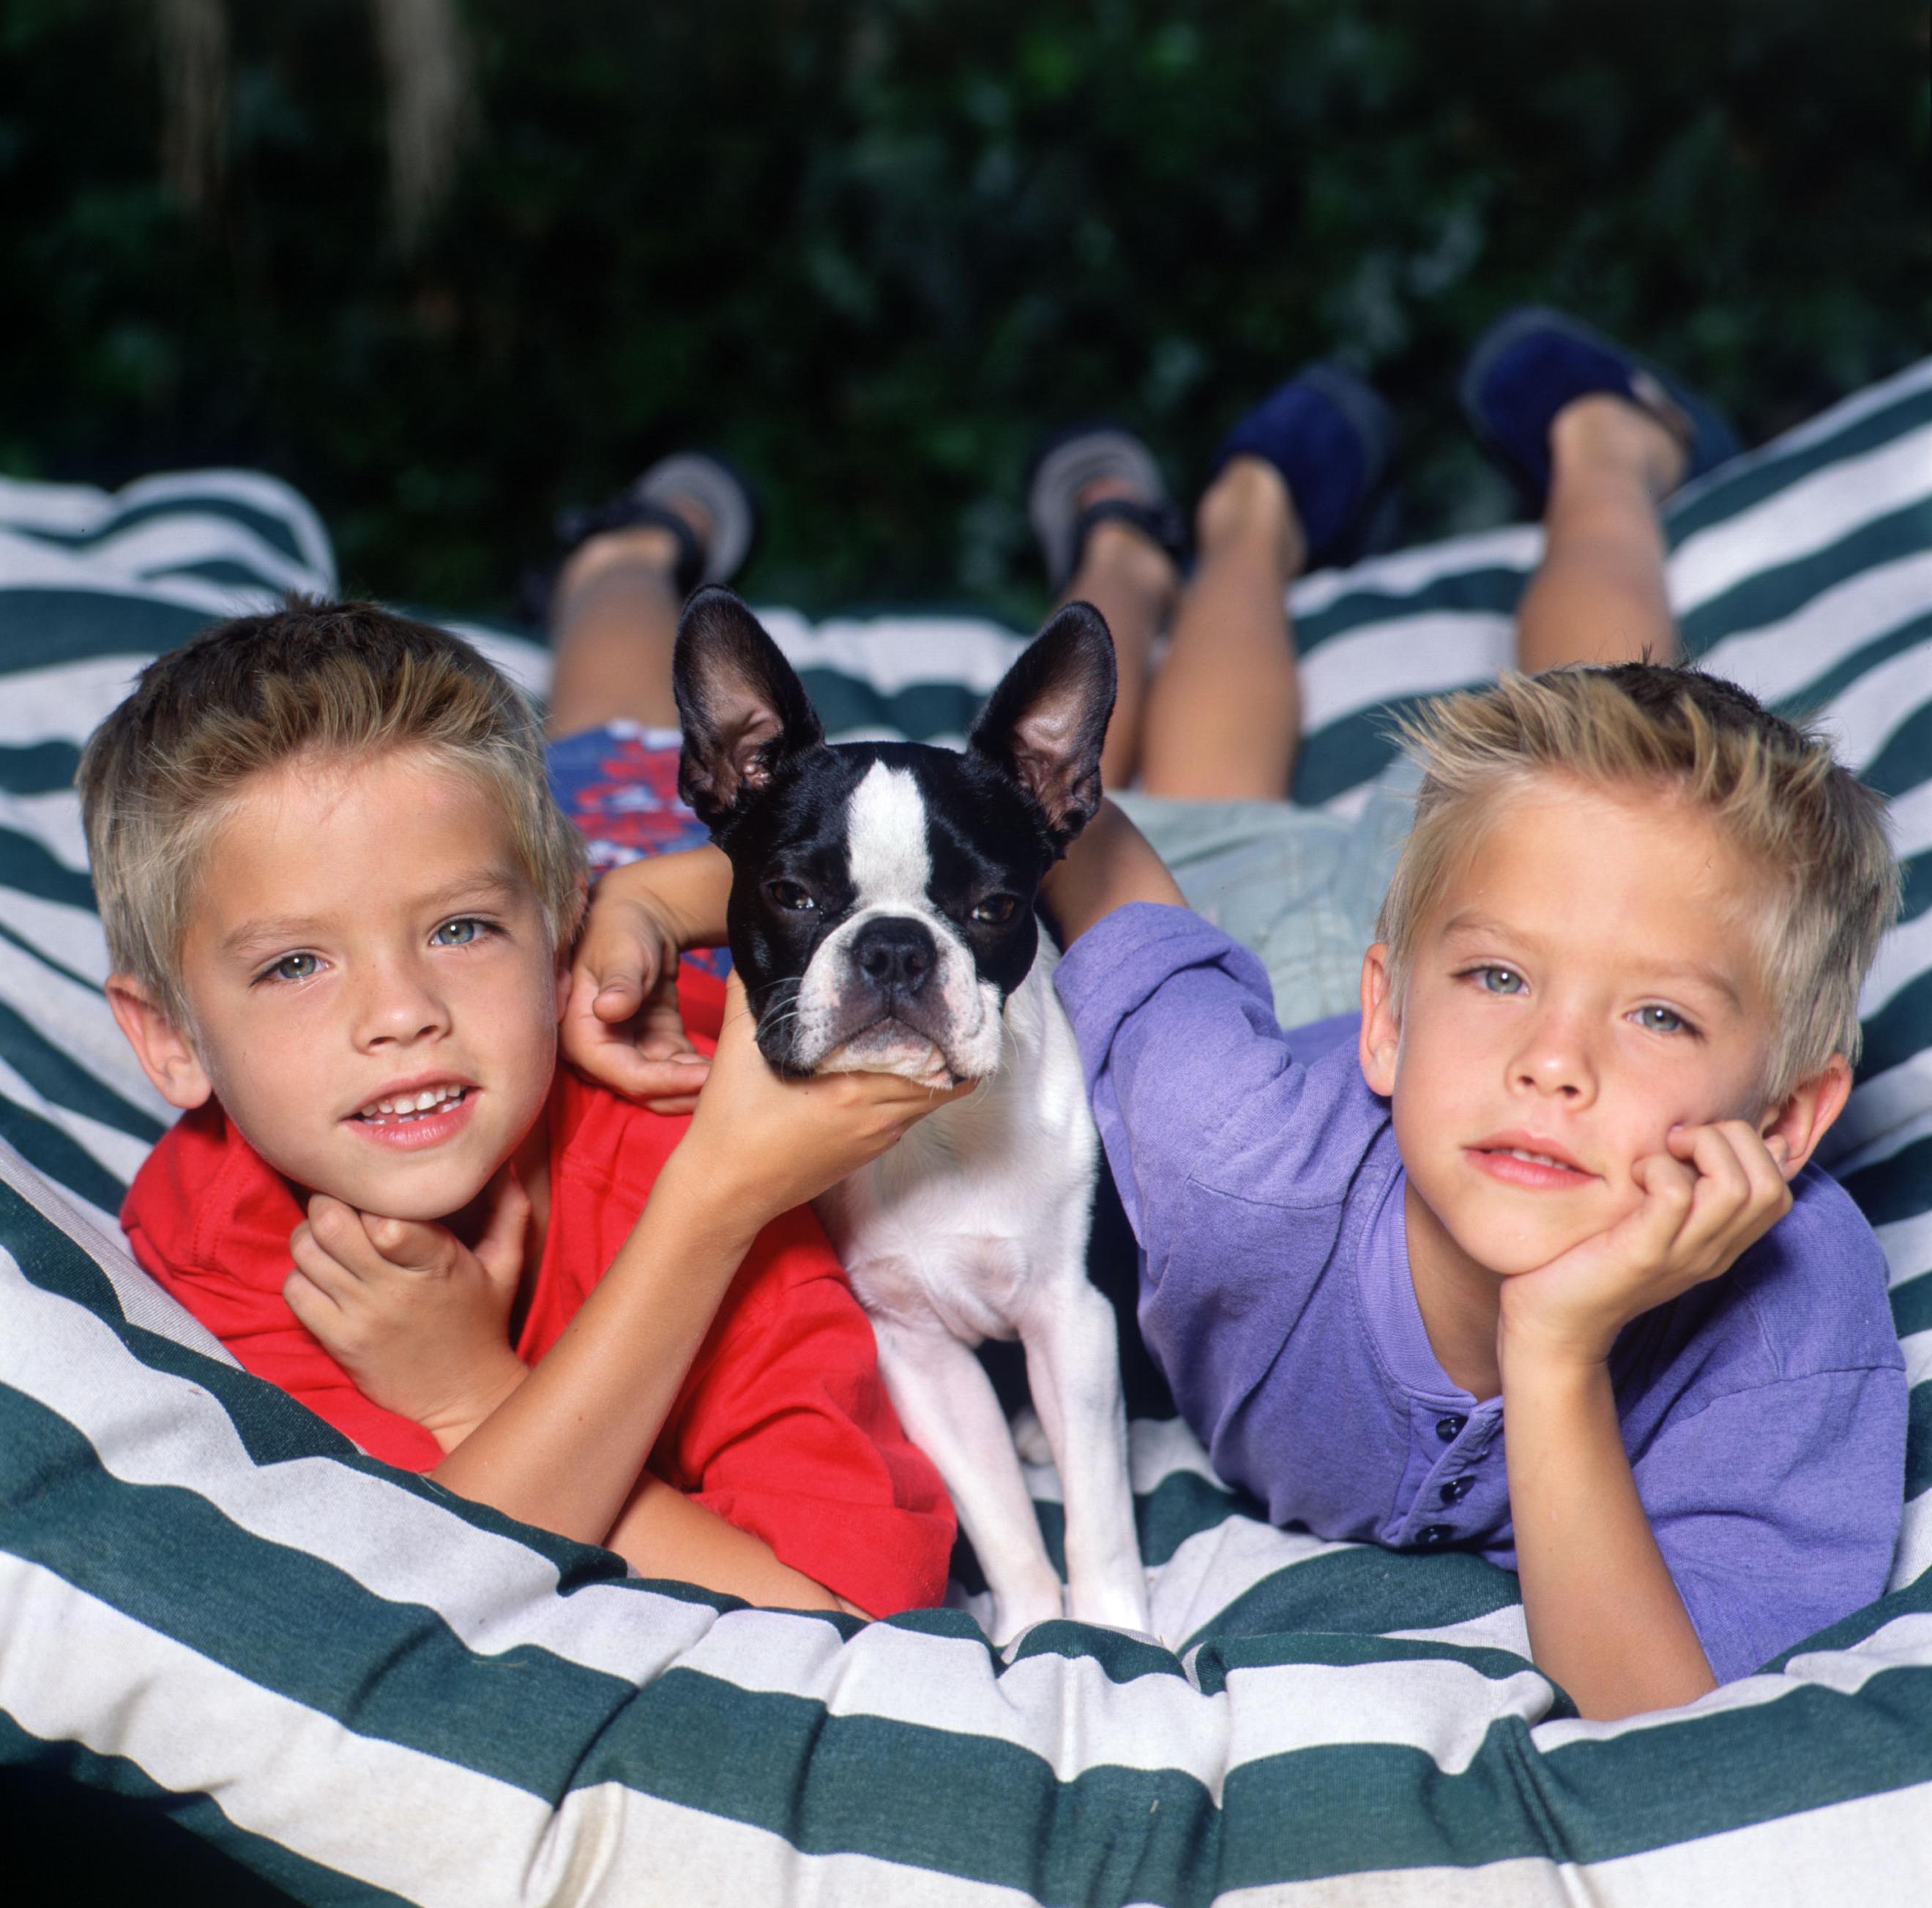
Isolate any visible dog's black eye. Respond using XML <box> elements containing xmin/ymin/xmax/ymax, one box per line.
<box><xmin>970</xmin><ymin>894</ymin><xmax>1018</xmax><ymax>925</ymax></box>
<box><xmin>767</xmin><ymin>879</ymin><xmax>816</xmax><ymax>913</ymax></box>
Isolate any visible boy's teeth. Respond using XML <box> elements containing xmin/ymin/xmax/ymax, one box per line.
<box><xmin>359</xmin><ymin>1085</ymin><xmax>465</xmax><ymax>1120</ymax></box>
<box><xmin>1503</xmin><ymin>1147</ymin><xmax>1565</xmax><ymax>1167</ymax></box>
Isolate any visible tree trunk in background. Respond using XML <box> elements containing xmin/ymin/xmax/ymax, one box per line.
<box><xmin>156</xmin><ymin>0</ymin><xmax>227</xmax><ymax>213</ymax></box>
<box><xmin>370</xmin><ymin>0</ymin><xmax>477</xmax><ymax>253</ymax></box>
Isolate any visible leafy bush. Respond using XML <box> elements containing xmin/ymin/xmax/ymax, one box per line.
<box><xmin>3</xmin><ymin>0</ymin><xmax>1926</xmax><ymax>622</ymax></box>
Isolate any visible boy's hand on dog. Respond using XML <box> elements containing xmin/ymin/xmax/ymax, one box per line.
<box><xmin>1499</xmin><ymin>1119</ymin><xmax>1792</xmax><ymax>1374</ymax></box>
<box><xmin>285</xmin><ymin>1167</ymin><xmax>532</xmax><ymax>1449</ymax></box>
<box><xmin>565</xmin><ymin>886</ymin><xmax>712</xmax><ymax>1114</ymax></box>
<box><xmin>667</xmin><ymin>972</ymin><xmax>977</xmax><ymax>1238</ymax></box>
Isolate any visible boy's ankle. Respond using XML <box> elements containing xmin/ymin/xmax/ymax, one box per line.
<box><xmin>1195</xmin><ymin>455</ymin><xmax>1308</xmax><ymax>579</ymax></box>
<box><xmin>1548</xmin><ymin>394</ymin><xmax>1689</xmax><ymax>504</ymax></box>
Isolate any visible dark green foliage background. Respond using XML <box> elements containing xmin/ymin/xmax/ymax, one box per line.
<box><xmin>4</xmin><ymin>0</ymin><xmax>1927</xmax><ymax>624</ymax></box>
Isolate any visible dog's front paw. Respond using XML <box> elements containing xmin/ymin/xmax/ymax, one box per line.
<box><xmin>1067</xmin><ymin>1573</ymin><xmax>1153</xmax><ymax>1638</ymax></box>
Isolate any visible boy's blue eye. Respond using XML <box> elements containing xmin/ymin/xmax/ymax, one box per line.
<box><xmin>1635</xmin><ymin>1004</ymin><xmax>1687</xmax><ymax>1034</ymax></box>
<box><xmin>1476</xmin><ymin>966</ymin><xmax>1525</xmax><ymax>994</ymax></box>
<box><xmin>432</xmin><ymin>917</ymin><xmax>485</xmax><ymax>946</ymax></box>
<box><xmin>268</xmin><ymin>953</ymin><xmax>318</xmax><ymax>983</ymax></box>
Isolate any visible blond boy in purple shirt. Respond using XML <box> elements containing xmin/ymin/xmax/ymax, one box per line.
<box><xmin>1040</xmin><ymin>663</ymin><xmax>1903</xmax><ymax>1718</ymax></box>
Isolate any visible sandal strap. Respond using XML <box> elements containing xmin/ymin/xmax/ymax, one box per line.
<box><xmin>553</xmin><ymin>496</ymin><xmax>707</xmax><ymax>599</ymax></box>
<box><xmin>1067</xmin><ymin>496</ymin><xmax>1191</xmax><ymax>581</ymax></box>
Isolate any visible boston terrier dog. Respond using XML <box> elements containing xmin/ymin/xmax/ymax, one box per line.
<box><xmin>674</xmin><ymin>585</ymin><xmax>1150</xmax><ymax>1641</ymax></box>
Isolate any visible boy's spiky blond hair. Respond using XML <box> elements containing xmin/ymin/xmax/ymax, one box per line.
<box><xmin>78</xmin><ymin>599</ymin><xmax>586</xmax><ymax>1029</ymax></box>
<box><xmin>1375</xmin><ymin>663</ymin><xmax>1898</xmax><ymax>1102</ymax></box>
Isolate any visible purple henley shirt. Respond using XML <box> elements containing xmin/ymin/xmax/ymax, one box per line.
<box><xmin>1056</xmin><ymin>903</ymin><xmax>1906</xmax><ymax>1683</ymax></box>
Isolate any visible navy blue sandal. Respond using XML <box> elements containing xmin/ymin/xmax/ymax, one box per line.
<box><xmin>1459</xmin><ymin>307</ymin><xmax>1740</xmax><ymax>510</ymax></box>
<box><xmin>1210</xmin><ymin>362</ymin><xmax>1398</xmax><ymax>572</ymax></box>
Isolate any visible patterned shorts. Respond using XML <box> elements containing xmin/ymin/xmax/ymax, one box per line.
<box><xmin>545</xmin><ymin>721</ymin><xmax>731</xmax><ymax>977</ymax></box>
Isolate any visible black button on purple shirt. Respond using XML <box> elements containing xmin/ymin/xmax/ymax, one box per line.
<box><xmin>1414</xmin><ymin>1524</ymin><xmax>1452</xmax><ymax>1546</ymax></box>
<box><xmin>1435</xmin><ymin>1415</ymin><xmax>1467</xmax><ymax>1442</ymax></box>
<box><xmin>1439</xmin><ymin>1476</ymin><xmax>1473</xmax><ymax>1505</ymax></box>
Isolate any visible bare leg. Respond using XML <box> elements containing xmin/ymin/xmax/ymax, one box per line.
<box><xmin>1136</xmin><ymin>458</ymin><xmax>1309</xmax><ymax>799</ymax></box>
<box><xmin>1515</xmin><ymin>394</ymin><xmax>1689</xmax><ymax>674</ymax></box>
<box><xmin>544</xmin><ymin>510</ymin><xmax>710</xmax><ymax>741</ymax></box>
<box><xmin>1060</xmin><ymin>503</ymin><xmax>1180</xmax><ymax>791</ymax></box>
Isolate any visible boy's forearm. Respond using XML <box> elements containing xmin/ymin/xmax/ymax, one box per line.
<box><xmin>606</xmin><ymin>1474</ymin><xmax>854</xmax><ymax>1614</ymax></box>
<box><xmin>1040</xmin><ymin>800</ymin><xmax>1186</xmax><ymax>946</ymax></box>
<box><xmin>1503</xmin><ymin>1354</ymin><xmax>1716</xmax><ymax>1719</ymax></box>
<box><xmin>427</xmin><ymin>1152</ymin><xmax>760</xmax><ymax>1543</ymax></box>
<box><xmin>597</xmin><ymin>843</ymin><xmax>732</xmax><ymax>947</ymax></box>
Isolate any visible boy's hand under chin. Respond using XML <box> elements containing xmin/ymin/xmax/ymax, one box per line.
<box><xmin>286</xmin><ymin>1167</ymin><xmax>533</xmax><ymax>1451</ymax></box>
<box><xmin>1499</xmin><ymin>1119</ymin><xmax>1793</xmax><ymax>1372</ymax></box>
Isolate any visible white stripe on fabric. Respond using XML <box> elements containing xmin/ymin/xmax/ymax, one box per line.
<box><xmin>1839</xmin><ymin>1103</ymin><xmax>1932</xmax><ymax>1181</ymax></box>
<box><xmin>1288</xmin><ymin>524</ymin><xmax>1543</xmax><ymax>620</ymax></box>
<box><xmin>0</xmin><ymin>933</ymin><xmax>167</xmax><ymax>1120</ymax></box>
<box><xmin>0</xmin><ymin>789</ymin><xmax>90</xmax><ymax>873</ymax></box>
<box><xmin>0</xmin><ymin>883</ymin><xmax>112</xmax><ymax>985</ymax></box>
<box><xmin>1810</xmin><ymin>642</ymin><xmax>1932</xmax><ymax>775</ymax></box>
<box><xmin>1890</xmin><ymin>1487</ymin><xmax>1932</xmax><ymax>1592</ymax></box>
<box><xmin>0</xmin><ymin>652</ymin><xmax>158</xmax><ymax>745</ymax></box>
<box><xmin>51</xmin><ymin>513</ymin><xmax>329</xmax><ymax>598</ymax></box>
<box><xmin>1835</xmin><ymin>1051</ymin><xmax>1932</xmax><ymax>1162</ymax></box>
<box><xmin>0</xmin><ymin>1055</ymin><xmax>151</xmax><ymax>1186</ymax></box>
<box><xmin>1384</xmin><ymin>1602</ymin><xmax>1532</xmax><ymax>1658</ymax></box>
<box><xmin>1874</xmin><ymin>1212</ymin><xmax>1932</xmax><ymax>1289</ymax></box>
<box><xmin>105</xmin><ymin>467</ymin><xmax>337</xmax><ymax>582</ymax></box>
<box><xmin>1158</xmin><ymin>1516</ymin><xmax>1368</xmax><ymax>1650</ymax></box>
<box><xmin>0</xmin><ymin>1559</ymin><xmax>644</xmax><ymax>1908</ymax></box>
<box><xmin>1298</xmin><ymin>610</ymin><xmax>1516</xmax><ymax>736</ymax></box>
<box><xmin>1694</xmin><ymin>550</ymin><xmax>1932</xmax><ymax>711</ymax></box>
<box><xmin>0</xmin><ymin>543</ymin><xmax>286</xmax><ymax>621</ymax></box>
<box><xmin>1885</xmin><ymin>776</ymin><xmax>1932</xmax><ymax>862</ymax></box>
<box><xmin>762</xmin><ymin>607</ymin><xmax>1029</xmax><ymax>696</ymax></box>
<box><xmin>1219</xmin><ymin>1779</ymin><xmax>1932</xmax><ymax>1908</ymax></box>
<box><xmin>0</xmin><ymin>1139</ymin><xmax>223</xmax><ymax>1353</ymax></box>
<box><xmin>1863</xmin><ymin>906</ymin><xmax>1932</xmax><ymax>1021</ymax></box>
<box><xmin>2</xmin><ymin>1239</ymin><xmax>1603</xmax><ymax>1795</ymax></box>
<box><xmin>436</xmin><ymin>620</ymin><xmax>553</xmax><ymax>704</ymax></box>
<box><xmin>0</xmin><ymin>474</ymin><xmax>123</xmax><ymax>536</ymax></box>
<box><xmin>1671</xmin><ymin>425</ymin><xmax>1932</xmax><ymax>618</ymax></box>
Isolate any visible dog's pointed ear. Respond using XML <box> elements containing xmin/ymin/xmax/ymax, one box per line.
<box><xmin>967</xmin><ymin>599</ymin><xmax>1117</xmax><ymax>856</ymax></box>
<box><xmin>673</xmin><ymin>586</ymin><xmax>825</xmax><ymax>830</ymax></box>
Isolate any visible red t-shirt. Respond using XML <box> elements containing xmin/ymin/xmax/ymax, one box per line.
<box><xmin>120</xmin><ymin>969</ymin><xmax>955</xmax><ymax>1617</ymax></box>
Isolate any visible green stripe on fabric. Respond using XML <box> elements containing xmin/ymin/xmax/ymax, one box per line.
<box><xmin>1666</xmin><ymin>386</ymin><xmax>1932</xmax><ymax>543</ymax></box>
<box><xmin>1859</xmin><ymin>701</ymin><xmax>1932</xmax><ymax>802</ymax></box>
<box><xmin>0</xmin><ymin>825</ymin><xmax>96</xmax><ymax>912</ymax></box>
<box><xmin>0</xmin><ymin>589</ymin><xmax>212</xmax><ymax>668</ymax></box>
<box><xmin>1295</xmin><ymin>564</ymin><xmax>1528</xmax><ymax>656</ymax></box>
<box><xmin>1680</xmin><ymin>502</ymin><xmax>1932</xmax><ymax>657</ymax></box>
<box><xmin>1187</xmin><ymin>1543</ymin><xmax>1522</xmax><ymax>1660</ymax></box>
<box><xmin>1768</xmin><ymin>610</ymin><xmax>1932</xmax><ymax>722</ymax></box>
<box><xmin>1215</xmin><ymin>1669</ymin><xmax>1932</xmax><ymax>1889</ymax></box>
<box><xmin>1907</xmin><ymin>1384</ymin><xmax>1932</xmax><ymax>1502</ymax></box>
<box><xmin>1892</xmin><ymin>1276</ymin><xmax>1932</xmax><ymax>1342</ymax></box>
<box><xmin>0</xmin><ymin>740</ymin><xmax>82</xmax><ymax>796</ymax></box>
<box><xmin>0</xmin><ymin>1100</ymin><xmax>126</xmax><ymax>1214</ymax></box>
<box><xmin>0</xmin><ymin>912</ymin><xmax>103</xmax><ymax>994</ymax></box>
<box><xmin>0</xmin><ymin>1386</ymin><xmax>659</xmax><ymax>1791</ymax></box>
<box><xmin>1840</xmin><ymin>1136</ymin><xmax>1932</xmax><ymax>1228</ymax></box>
<box><xmin>1895</xmin><ymin>848</ymin><xmax>1931</xmax><ymax>927</ymax></box>
<box><xmin>0</xmin><ymin>995</ymin><xmax>163</xmax><ymax>1144</ymax></box>
<box><xmin>1858</xmin><ymin>973</ymin><xmax>1932</xmax><ymax>1087</ymax></box>
<box><xmin>17</xmin><ymin>493</ymin><xmax>316</xmax><ymax>569</ymax></box>
<box><xmin>1291</xmin><ymin>690</ymin><xmax>1482</xmax><ymax>809</ymax></box>
<box><xmin>0</xmin><ymin>1714</ymin><xmax>399</xmax><ymax>1908</ymax></box>
<box><xmin>792</xmin><ymin>670</ymin><xmax>991</xmax><ymax>742</ymax></box>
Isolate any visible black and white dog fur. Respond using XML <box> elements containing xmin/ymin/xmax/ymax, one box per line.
<box><xmin>673</xmin><ymin>586</ymin><xmax>1150</xmax><ymax>1641</ymax></box>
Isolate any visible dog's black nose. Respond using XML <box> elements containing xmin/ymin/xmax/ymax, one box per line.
<box><xmin>851</xmin><ymin>916</ymin><xmax>936</xmax><ymax>997</ymax></box>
